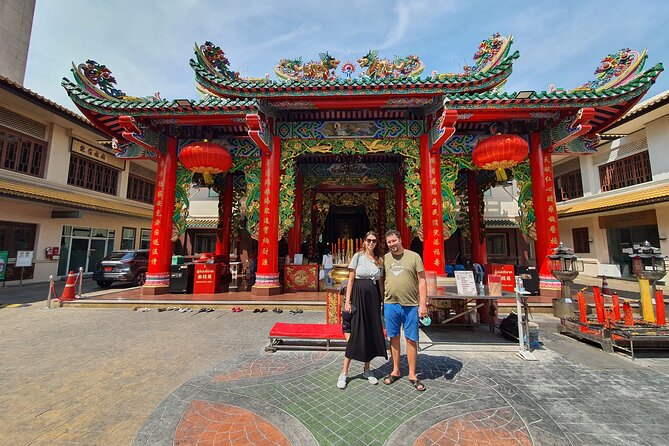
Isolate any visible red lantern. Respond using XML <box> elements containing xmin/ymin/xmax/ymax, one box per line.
<box><xmin>472</xmin><ymin>134</ymin><xmax>528</xmax><ymax>181</ymax></box>
<box><xmin>179</xmin><ymin>141</ymin><xmax>232</xmax><ymax>184</ymax></box>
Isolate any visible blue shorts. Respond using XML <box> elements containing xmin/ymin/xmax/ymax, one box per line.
<box><xmin>384</xmin><ymin>303</ymin><xmax>419</xmax><ymax>342</ymax></box>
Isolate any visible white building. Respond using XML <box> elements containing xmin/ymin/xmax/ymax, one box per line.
<box><xmin>556</xmin><ymin>90</ymin><xmax>669</xmax><ymax>278</ymax></box>
<box><xmin>0</xmin><ymin>75</ymin><xmax>155</xmax><ymax>283</ymax></box>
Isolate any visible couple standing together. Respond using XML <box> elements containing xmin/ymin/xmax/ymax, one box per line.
<box><xmin>337</xmin><ymin>229</ymin><xmax>428</xmax><ymax>392</ymax></box>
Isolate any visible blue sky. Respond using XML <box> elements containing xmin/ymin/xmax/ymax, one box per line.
<box><xmin>25</xmin><ymin>0</ymin><xmax>669</xmax><ymax>112</ymax></box>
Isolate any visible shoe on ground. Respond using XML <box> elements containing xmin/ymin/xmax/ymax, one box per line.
<box><xmin>363</xmin><ymin>370</ymin><xmax>378</xmax><ymax>385</ymax></box>
<box><xmin>337</xmin><ymin>374</ymin><xmax>347</xmax><ymax>389</ymax></box>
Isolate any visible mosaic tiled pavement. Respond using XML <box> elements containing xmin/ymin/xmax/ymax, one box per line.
<box><xmin>135</xmin><ymin>346</ymin><xmax>669</xmax><ymax>446</ymax></box>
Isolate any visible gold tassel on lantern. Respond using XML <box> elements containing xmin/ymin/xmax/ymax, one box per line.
<box><xmin>495</xmin><ymin>168</ymin><xmax>507</xmax><ymax>182</ymax></box>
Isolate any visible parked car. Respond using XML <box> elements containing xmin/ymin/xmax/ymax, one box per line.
<box><xmin>93</xmin><ymin>250</ymin><xmax>149</xmax><ymax>288</ymax></box>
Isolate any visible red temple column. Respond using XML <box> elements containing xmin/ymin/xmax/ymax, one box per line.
<box><xmin>419</xmin><ymin>133</ymin><xmax>445</xmax><ymax>273</ymax></box>
<box><xmin>529</xmin><ymin>132</ymin><xmax>561</xmax><ymax>295</ymax></box>
<box><xmin>395</xmin><ymin>172</ymin><xmax>411</xmax><ymax>243</ymax></box>
<box><xmin>143</xmin><ymin>137</ymin><xmax>177</xmax><ymax>295</ymax></box>
<box><xmin>287</xmin><ymin>173</ymin><xmax>303</xmax><ymax>257</ymax></box>
<box><xmin>253</xmin><ymin>136</ymin><xmax>282</xmax><ymax>295</ymax></box>
<box><xmin>215</xmin><ymin>173</ymin><xmax>234</xmax><ymax>263</ymax></box>
<box><xmin>468</xmin><ymin>171</ymin><xmax>488</xmax><ymax>265</ymax></box>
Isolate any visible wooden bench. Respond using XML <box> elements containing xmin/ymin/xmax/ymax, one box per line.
<box><xmin>266</xmin><ymin>322</ymin><xmax>346</xmax><ymax>352</ymax></box>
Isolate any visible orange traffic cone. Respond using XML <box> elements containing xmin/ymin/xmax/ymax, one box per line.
<box><xmin>601</xmin><ymin>275</ymin><xmax>612</xmax><ymax>295</ymax></box>
<box><xmin>60</xmin><ymin>271</ymin><xmax>77</xmax><ymax>301</ymax></box>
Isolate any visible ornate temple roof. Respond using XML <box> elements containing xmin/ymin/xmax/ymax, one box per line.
<box><xmin>60</xmin><ymin>35</ymin><xmax>663</xmax><ymax>156</ymax></box>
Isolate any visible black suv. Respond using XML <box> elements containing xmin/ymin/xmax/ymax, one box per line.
<box><xmin>93</xmin><ymin>250</ymin><xmax>149</xmax><ymax>288</ymax></box>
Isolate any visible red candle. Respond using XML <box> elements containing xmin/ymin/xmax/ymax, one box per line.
<box><xmin>577</xmin><ymin>290</ymin><xmax>587</xmax><ymax>326</ymax></box>
<box><xmin>656</xmin><ymin>290</ymin><xmax>666</xmax><ymax>326</ymax></box>
<box><xmin>593</xmin><ymin>286</ymin><xmax>605</xmax><ymax>324</ymax></box>
<box><xmin>623</xmin><ymin>301</ymin><xmax>634</xmax><ymax>326</ymax></box>
<box><xmin>611</xmin><ymin>292</ymin><xmax>621</xmax><ymax>321</ymax></box>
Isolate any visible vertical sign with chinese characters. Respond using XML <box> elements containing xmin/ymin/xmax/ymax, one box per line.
<box><xmin>145</xmin><ymin>139</ymin><xmax>177</xmax><ymax>289</ymax></box>
<box><xmin>543</xmin><ymin>151</ymin><xmax>560</xmax><ymax>253</ymax></box>
<box><xmin>419</xmin><ymin>133</ymin><xmax>445</xmax><ymax>272</ymax></box>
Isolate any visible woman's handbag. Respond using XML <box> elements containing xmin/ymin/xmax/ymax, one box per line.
<box><xmin>341</xmin><ymin>305</ymin><xmax>357</xmax><ymax>322</ymax></box>
<box><xmin>319</xmin><ymin>269</ymin><xmax>325</xmax><ymax>280</ymax></box>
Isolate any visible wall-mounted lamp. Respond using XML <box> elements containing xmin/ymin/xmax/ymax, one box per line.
<box><xmin>588</xmin><ymin>239</ymin><xmax>594</xmax><ymax>243</ymax></box>
<box><xmin>660</xmin><ymin>235</ymin><xmax>667</xmax><ymax>241</ymax></box>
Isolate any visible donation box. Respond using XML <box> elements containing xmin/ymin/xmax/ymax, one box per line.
<box><xmin>193</xmin><ymin>263</ymin><xmax>221</xmax><ymax>294</ymax></box>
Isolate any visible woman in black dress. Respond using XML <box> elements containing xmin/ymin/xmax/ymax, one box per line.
<box><xmin>337</xmin><ymin>231</ymin><xmax>387</xmax><ymax>389</ymax></box>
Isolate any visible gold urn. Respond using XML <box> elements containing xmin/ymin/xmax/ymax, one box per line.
<box><xmin>329</xmin><ymin>264</ymin><xmax>350</xmax><ymax>285</ymax></box>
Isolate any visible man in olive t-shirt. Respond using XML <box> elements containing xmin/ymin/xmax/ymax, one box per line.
<box><xmin>382</xmin><ymin>229</ymin><xmax>428</xmax><ymax>392</ymax></box>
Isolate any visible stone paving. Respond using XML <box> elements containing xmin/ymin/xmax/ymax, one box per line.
<box><xmin>2</xmin><ymin>298</ymin><xmax>669</xmax><ymax>445</ymax></box>
<box><xmin>136</xmin><ymin>343</ymin><xmax>669</xmax><ymax>446</ymax></box>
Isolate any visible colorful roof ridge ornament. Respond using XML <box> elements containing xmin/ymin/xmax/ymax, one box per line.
<box><xmin>275</xmin><ymin>52</ymin><xmax>340</xmax><ymax>81</ymax></box>
<box><xmin>71</xmin><ymin>60</ymin><xmax>136</xmax><ymax>101</ymax></box>
<box><xmin>340</xmin><ymin>61</ymin><xmax>356</xmax><ymax>79</ymax></box>
<box><xmin>430</xmin><ymin>33</ymin><xmax>513</xmax><ymax>81</ymax></box>
<box><xmin>469</xmin><ymin>33</ymin><xmax>513</xmax><ymax>75</ymax></box>
<box><xmin>574</xmin><ymin>48</ymin><xmax>648</xmax><ymax>92</ymax></box>
<box><xmin>194</xmin><ymin>41</ymin><xmax>241</xmax><ymax>81</ymax></box>
<box><xmin>357</xmin><ymin>50</ymin><xmax>425</xmax><ymax>80</ymax></box>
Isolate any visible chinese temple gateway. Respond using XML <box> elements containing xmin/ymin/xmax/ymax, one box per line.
<box><xmin>62</xmin><ymin>34</ymin><xmax>662</xmax><ymax>296</ymax></box>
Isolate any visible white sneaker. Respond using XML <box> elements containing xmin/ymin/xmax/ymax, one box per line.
<box><xmin>337</xmin><ymin>374</ymin><xmax>347</xmax><ymax>389</ymax></box>
<box><xmin>363</xmin><ymin>370</ymin><xmax>378</xmax><ymax>385</ymax></box>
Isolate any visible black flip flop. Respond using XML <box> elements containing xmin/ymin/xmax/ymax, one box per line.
<box><xmin>383</xmin><ymin>374</ymin><xmax>401</xmax><ymax>385</ymax></box>
<box><xmin>409</xmin><ymin>379</ymin><xmax>426</xmax><ymax>392</ymax></box>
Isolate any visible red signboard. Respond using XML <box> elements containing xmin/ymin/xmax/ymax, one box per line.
<box><xmin>193</xmin><ymin>263</ymin><xmax>221</xmax><ymax>294</ymax></box>
<box><xmin>284</xmin><ymin>264</ymin><xmax>318</xmax><ymax>292</ymax></box>
<box><xmin>490</xmin><ymin>264</ymin><xmax>515</xmax><ymax>293</ymax></box>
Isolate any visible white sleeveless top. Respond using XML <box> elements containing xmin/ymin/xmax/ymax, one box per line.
<box><xmin>348</xmin><ymin>252</ymin><xmax>382</xmax><ymax>281</ymax></box>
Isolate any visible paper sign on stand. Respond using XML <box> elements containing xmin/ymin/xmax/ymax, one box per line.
<box><xmin>454</xmin><ymin>270</ymin><xmax>478</xmax><ymax>296</ymax></box>
<box><xmin>16</xmin><ymin>251</ymin><xmax>33</xmax><ymax>267</ymax></box>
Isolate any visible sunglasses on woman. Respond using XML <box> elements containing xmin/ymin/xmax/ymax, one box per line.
<box><xmin>366</xmin><ymin>239</ymin><xmax>377</xmax><ymax>243</ymax></box>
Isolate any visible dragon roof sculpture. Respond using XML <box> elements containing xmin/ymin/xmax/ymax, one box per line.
<box><xmin>71</xmin><ymin>60</ymin><xmax>135</xmax><ymax>101</ymax></box>
<box><xmin>574</xmin><ymin>48</ymin><xmax>648</xmax><ymax>92</ymax></box>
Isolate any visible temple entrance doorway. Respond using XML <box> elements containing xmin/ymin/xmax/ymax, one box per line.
<box><xmin>323</xmin><ymin>205</ymin><xmax>370</xmax><ymax>247</ymax></box>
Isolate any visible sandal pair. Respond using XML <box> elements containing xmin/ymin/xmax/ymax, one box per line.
<box><xmin>383</xmin><ymin>374</ymin><xmax>426</xmax><ymax>391</ymax></box>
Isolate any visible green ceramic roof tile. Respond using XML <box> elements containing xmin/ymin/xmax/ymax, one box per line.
<box><xmin>443</xmin><ymin>63</ymin><xmax>662</xmax><ymax>106</ymax></box>
<box><xmin>61</xmin><ymin>78</ymin><xmax>257</xmax><ymax>114</ymax></box>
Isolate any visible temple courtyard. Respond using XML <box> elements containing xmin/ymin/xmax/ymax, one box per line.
<box><xmin>0</xmin><ymin>285</ymin><xmax>668</xmax><ymax>445</ymax></box>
